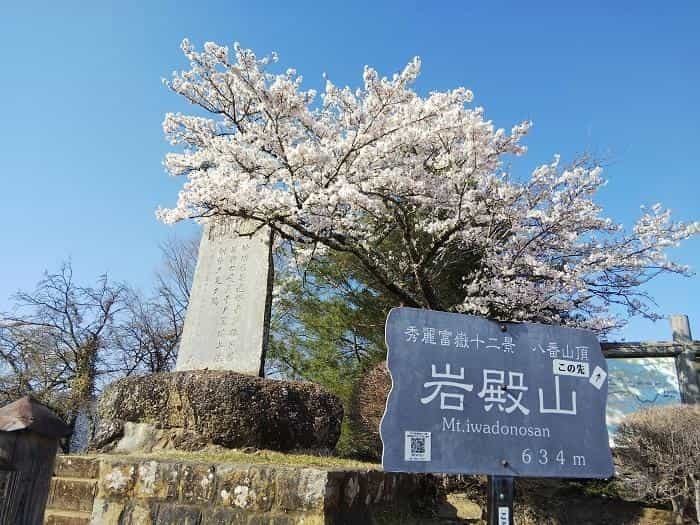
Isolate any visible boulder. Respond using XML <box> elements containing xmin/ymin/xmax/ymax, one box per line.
<box><xmin>92</xmin><ymin>370</ymin><xmax>343</xmax><ymax>453</ymax></box>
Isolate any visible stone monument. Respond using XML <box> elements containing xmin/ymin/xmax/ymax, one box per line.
<box><xmin>176</xmin><ymin>217</ymin><xmax>273</xmax><ymax>376</ymax></box>
<box><xmin>92</xmin><ymin>215</ymin><xmax>343</xmax><ymax>453</ymax></box>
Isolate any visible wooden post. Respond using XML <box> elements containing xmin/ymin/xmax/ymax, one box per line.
<box><xmin>0</xmin><ymin>460</ymin><xmax>20</xmax><ymax>525</ymax></box>
<box><xmin>670</xmin><ymin>315</ymin><xmax>700</xmax><ymax>404</ymax></box>
<box><xmin>0</xmin><ymin>397</ymin><xmax>70</xmax><ymax>525</ymax></box>
<box><xmin>487</xmin><ymin>475</ymin><xmax>514</xmax><ymax>525</ymax></box>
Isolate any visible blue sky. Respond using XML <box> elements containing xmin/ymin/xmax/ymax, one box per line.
<box><xmin>0</xmin><ymin>1</ymin><xmax>698</xmax><ymax>342</ymax></box>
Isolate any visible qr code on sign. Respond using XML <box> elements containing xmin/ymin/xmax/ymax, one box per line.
<box><xmin>404</xmin><ymin>431</ymin><xmax>431</xmax><ymax>461</ymax></box>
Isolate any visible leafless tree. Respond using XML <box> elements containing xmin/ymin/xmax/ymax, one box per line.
<box><xmin>113</xmin><ymin>234</ymin><xmax>198</xmax><ymax>374</ymax></box>
<box><xmin>113</xmin><ymin>288</ymin><xmax>182</xmax><ymax>375</ymax></box>
<box><xmin>156</xmin><ymin>235</ymin><xmax>198</xmax><ymax>316</ymax></box>
<box><xmin>0</xmin><ymin>262</ymin><xmax>126</xmax><ymax>440</ymax></box>
<box><xmin>616</xmin><ymin>404</ymin><xmax>700</xmax><ymax>524</ymax></box>
<box><xmin>0</xmin><ymin>323</ymin><xmax>67</xmax><ymax>406</ymax></box>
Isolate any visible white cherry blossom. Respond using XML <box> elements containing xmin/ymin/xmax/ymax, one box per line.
<box><xmin>158</xmin><ymin>39</ymin><xmax>700</xmax><ymax>333</ymax></box>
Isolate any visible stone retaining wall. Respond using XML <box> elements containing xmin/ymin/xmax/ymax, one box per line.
<box><xmin>45</xmin><ymin>455</ymin><xmax>678</xmax><ymax>524</ymax></box>
<box><xmin>88</xmin><ymin>456</ymin><xmax>437</xmax><ymax>524</ymax></box>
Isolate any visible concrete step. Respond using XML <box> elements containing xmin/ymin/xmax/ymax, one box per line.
<box><xmin>46</xmin><ymin>477</ymin><xmax>98</xmax><ymax>514</ymax></box>
<box><xmin>43</xmin><ymin>509</ymin><xmax>92</xmax><ymax>525</ymax></box>
<box><xmin>53</xmin><ymin>456</ymin><xmax>99</xmax><ymax>480</ymax></box>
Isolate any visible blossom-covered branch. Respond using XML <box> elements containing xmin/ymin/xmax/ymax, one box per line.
<box><xmin>158</xmin><ymin>39</ymin><xmax>699</xmax><ymax>333</ymax></box>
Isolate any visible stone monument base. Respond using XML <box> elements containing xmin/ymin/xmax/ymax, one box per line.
<box><xmin>91</xmin><ymin>371</ymin><xmax>343</xmax><ymax>453</ymax></box>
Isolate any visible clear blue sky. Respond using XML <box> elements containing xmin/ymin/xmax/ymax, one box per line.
<box><xmin>1</xmin><ymin>1</ymin><xmax>698</xmax><ymax>342</ymax></box>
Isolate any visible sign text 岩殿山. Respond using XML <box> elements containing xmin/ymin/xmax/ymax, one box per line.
<box><xmin>380</xmin><ymin>307</ymin><xmax>614</xmax><ymax>478</ymax></box>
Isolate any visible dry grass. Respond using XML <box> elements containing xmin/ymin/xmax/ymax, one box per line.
<box><xmin>98</xmin><ymin>447</ymin><xmax>381</xmax><ymax>470</ymax></box>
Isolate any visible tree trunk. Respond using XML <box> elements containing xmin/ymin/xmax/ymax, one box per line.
<box><xmin>72</xmin><ymin>354</ymin><xmax>97</xmax><ymax>407</ymax></box>
<box><xmin>259</xmin><ymin>229</ymin><xmax>275</xmax><ymax>378</ymax></box>
<box><xmin>69</xmin><ymin>349</ymin><xmax>98</xmax><ymax>451</ymax></box>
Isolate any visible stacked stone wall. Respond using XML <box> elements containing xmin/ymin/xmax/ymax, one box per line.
<box><xmin>88</xmin><ymin>456</ymin><xmax>437</xmax><ymax>524</ymax></box>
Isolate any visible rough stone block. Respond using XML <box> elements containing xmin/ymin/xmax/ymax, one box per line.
<box><xmin>364</xmin><ymin>470</ymin><xmax>389</xmax><ymax>506</ymax></box>
<box><xmin>274</xmin><ymin>468</ymin><xmax>327</xmax><ymax>512</ymax></box>
<box><xmin>154</xmin><ymin>504</ymin><xmax>203</xmax><ymax>525</ymax></box>
<box><xmin>53</xmin><ymin>456</ymin><xmax>99</xmax><ymax>479</ymax></box>
<box><xmin>179</xmin><ymin>463</ymin><xmax>216</xmax><ymax>504</ymax></box>
<box><xmin>43</xmin><ymin>510</ymin><xmax>92</xmax><ymax>525</ymax></box>
<box><xmin>93</xmin><ymin>370</ymin><xmax>343</xmax><ymax>453</ymax></box>
<box><xmin>99</xmin><ymin>463</ymin><xmax>136</xmax><ymax>498</ymax></box>
<box><xmin>48</xmin><ymin>478</ymin><xmax>97</xmax><ymax>513</ymax></box>
<box><xmin>119</xmin><ymin>502</ymin><xmax>156</xmax><ymax>525</ymax></box>
<box><xmin>133</xmin><ymin>460</ymin><xmax>181</xmax><ymax>501</ymax></box>
<box><xmin>89</xmin><ymin>498</ymin><xmax>125</xmax><ymax>524</ymax></box>
<box><xmin>216</xmin><ymin>465</ymin><xmax>275</xmax><ymax>512</ymax></box>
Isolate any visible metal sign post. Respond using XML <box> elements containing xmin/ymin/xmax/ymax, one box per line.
<box><xmin>487</xmin><ymin>476</ymin><xmax>514</xmax><ymax>525</ymax></box>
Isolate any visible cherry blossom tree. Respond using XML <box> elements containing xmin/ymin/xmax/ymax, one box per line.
<box><xmin>158</xmin><ymin>39</ymin><xmax>699</xmax><ymax>333</ymax></box>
